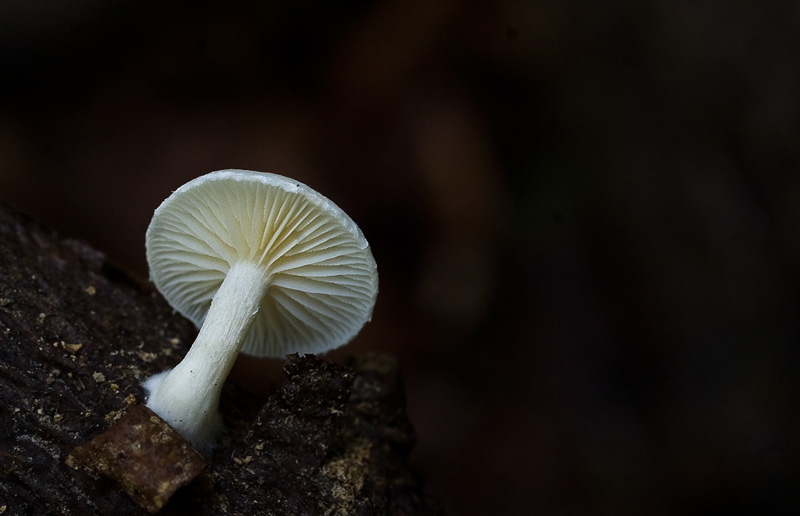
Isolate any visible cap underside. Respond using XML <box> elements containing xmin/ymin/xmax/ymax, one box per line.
<box><xmin>146</xmin><ymin>170</ymin><xmax>378</xmax><ymax>357</ymax></box>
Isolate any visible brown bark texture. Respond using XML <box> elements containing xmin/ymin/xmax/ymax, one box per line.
<box><xmin>0</xmin><ymin>200</ymin><xmax>446</xmax><ymax>516</ymax></box>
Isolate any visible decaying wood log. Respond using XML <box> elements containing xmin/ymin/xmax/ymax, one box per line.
<box><xmin>0</xmin><ymin>200</ymin><xmax>446</xmax><ymax>515</ymax></box>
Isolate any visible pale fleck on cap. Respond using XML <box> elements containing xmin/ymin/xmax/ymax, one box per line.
<box><xmin>145</xmin><ymin>169</ymin><xmax>378</xmax><ymax>357</ymax></box>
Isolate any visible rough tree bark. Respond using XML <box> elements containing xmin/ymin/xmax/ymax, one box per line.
<box><xmin>0</xmin><ymin>200</ymin><xmax>446</xmax><ymax>516</ymax></box>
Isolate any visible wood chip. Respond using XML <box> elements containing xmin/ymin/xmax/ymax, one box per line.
<box><xmin>67</xmin><ymin>405</ymin><xmax>207</xmax><ymax>513</ymax></box>
<box><xmin>63</xmin><ymin>342</ymin><xmax>83</xmax><ymax>354</ymax></box>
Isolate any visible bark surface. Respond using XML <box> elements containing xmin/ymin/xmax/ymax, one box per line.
<box><xmin>0</xmin><ymin>200</ymin><xmax>445</xmax><ymax>515</ymax></box>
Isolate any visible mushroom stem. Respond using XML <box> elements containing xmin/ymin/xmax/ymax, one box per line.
<box><xmin>143</xmin><ymin>261</ymin><xmax>270</xmax><ymax>452</ymax></box>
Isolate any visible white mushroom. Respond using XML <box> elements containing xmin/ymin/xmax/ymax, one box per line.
<box><xmin>141</xmin><ymin>170</ymin><xmax>378</xmax><ymax>452</ymax></box>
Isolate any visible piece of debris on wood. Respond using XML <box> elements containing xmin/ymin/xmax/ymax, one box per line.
<box><xmin>67</xmin><ymin>404</ymin><xmax>207</xmax><ymax>513</ymax></box>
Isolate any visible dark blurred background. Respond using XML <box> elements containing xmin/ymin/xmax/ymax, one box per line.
<box><xmin>2</xmin><ymin>1</ymin><xmax>799</xmax><ymax>514</ymax></box>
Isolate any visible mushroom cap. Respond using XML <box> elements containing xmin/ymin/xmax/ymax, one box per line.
<box><xmin>146</xmin><ymin>169</ymin><xmax>378</xmax><ymax>357</ymax></box>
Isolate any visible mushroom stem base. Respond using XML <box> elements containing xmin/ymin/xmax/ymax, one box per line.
<box><xmin>143</xmin><ymin>261</ymin><xmax>270</xmax><ymax>452</ymax></box>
